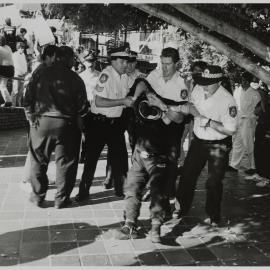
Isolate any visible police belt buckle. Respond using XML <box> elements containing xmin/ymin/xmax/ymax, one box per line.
<box><xmin>140</xmin><ymin>151</ymin><xmax>151</xmax><ymax>159</ymax></box>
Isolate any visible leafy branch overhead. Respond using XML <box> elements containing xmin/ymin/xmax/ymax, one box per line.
<box><xmin>45</xmin><ymin>3</ymin><xmax>270</xmax><ymax>84</ymax></box>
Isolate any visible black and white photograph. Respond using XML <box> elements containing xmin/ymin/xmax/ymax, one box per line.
<box><xmin>0</xmin><ymin>1</ymin><xmax>270</xmax><ymax>268</ymax></box>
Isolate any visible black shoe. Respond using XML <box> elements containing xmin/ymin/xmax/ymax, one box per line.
<box><xmin>204</xmin><ymin>217</ymin><xmax>220</xmax><ymax>227</ymax></box>
<box><xmin>74</xmin><ymin>192</ymin><xmax>90</xmax><ymax>202</ymax></box>
<box><xmin>142</xmin><ymin>190</ymin><xmax>151</xmax><ymax>202</ymax></box>
<box><xmin>227</xmin><ymin>166</ymin><xmax>238</xmax><ymax>172</ymax></box>
<box><xmin>103</xmin><ymin>182</ymin><xmax>113</xmax><ymax>190</ymax></box>
<box><xmin>55</xmin><ymin>198</ymin><xmax>73</xmax><ymax>209</ymax></box>
<box><xmin>114</xmin><ymin>223</ymin><xmax>139</xmax><ymax>240</ymax></box>
<box><xmin>29</xmin><ymin>196</ymin><xmax>44</xmax><ymax>207</ymax></box>
<box><xmin>245</xmin><ymin>169</ymin><xmax>256</xmax><ymax>175</ymax></box>
<box><xmin>172</xmin><ymin>210</ymin><xmax>182</xmax><ymax>219</ymax></box>
<box><xmin>149</xmin><ymin>224</ymin><xmax>161</xmax><ymax>243</ymax></box>
<box><xmin>115</xmin><ymin>192</ymin><xmax>124</xmax><ymax>198</ymax></box>
<box><xmin>1</xmin><ymin>102</ymin><xmax>12</xmax><ymax>107</ymax></box>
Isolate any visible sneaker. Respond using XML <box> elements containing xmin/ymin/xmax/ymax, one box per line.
<box><xmin>256</xmin><ymin>179</ymin><xmax>270</xmax><ymax>187</ymax></box>
<box><xmin>227</xmin><ymin>166</ymin><xmax>238</xmax><ymax>172</ymax></box>
<box><xmin>114</xmin><ymin>223</ymin><xmax>139</xmax><ymax>240</ymax></box>
<box><xmin>245</xmin><ymin>173</ymin><xmax>263</xmax><ymax>181</ymax></box>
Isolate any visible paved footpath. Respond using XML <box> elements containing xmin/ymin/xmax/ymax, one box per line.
<box><xmin>0</xmin><ymin>128</ymin><xmax>270</xmax><ymax>267</ymax></box>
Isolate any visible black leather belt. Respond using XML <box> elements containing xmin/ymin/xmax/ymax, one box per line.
<box><xmin>194</xmin><ymin>134</ymin><xmax>232</xmax><ymax>145</ymax></box>
<box><xmin>91</xmin><ymin>113</ymin><xmax>120</xmax><ymax>124</ymax></box>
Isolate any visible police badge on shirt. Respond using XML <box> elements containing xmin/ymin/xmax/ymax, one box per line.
<box><xmin>180</xmin><ymin>89</ymin><xmax>188</xmax><ymax>100</ymax></box>
<box><xmin>229</xmin><ymin>106</ymin><xmax>237</xmax><ymax>118</ymax></box>
<box><xmin>95</xmin><ymin>73</ymin><xmax>109</xmax><ymax>92</ymax></box>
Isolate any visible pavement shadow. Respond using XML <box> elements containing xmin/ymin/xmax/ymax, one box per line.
<box><xmin>0</xmin><ymin>222</ymin><xmax>98</xmax><ymax>266</ymax></box>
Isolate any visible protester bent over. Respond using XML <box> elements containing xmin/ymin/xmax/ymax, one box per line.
<box><xmin>115</xmin><ymin>47</ymin><xmax>187</xmax><ymax>243</ymax></box>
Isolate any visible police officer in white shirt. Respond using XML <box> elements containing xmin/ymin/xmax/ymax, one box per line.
<box><xmin>79</xmin><ymin>53</ymin><xmax>100</xmax><ymax>105</ymax></box>
<box><xmin>75</xmin><ymin>46</ymin><xmax>134</xmax><ymax>201</ymax></box>
<box><xmin>79</xmin><ymin>53</ymin><xmax>100</xmax><ymax>163</ymax></box>
<box><xmin>105</xmin><ymin>50</ymin><xmax>145</xmax><ymax>189</ymax></box>
<box><xmin>172</xmin><ymin>65</ymin><xmax>237</xmax><ymax>225</ymax></box>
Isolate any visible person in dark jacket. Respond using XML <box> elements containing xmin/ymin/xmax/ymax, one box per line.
<box><xmin>24</xmin><ymin>46</ymin><xmax>89</xmax><ymax>208</ymax></box>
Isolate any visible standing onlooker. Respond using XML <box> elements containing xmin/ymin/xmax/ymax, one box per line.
<box><xmin>24</xmin><ymin>46</ymin><xmax>89</xmax><ymax>208</ymax></box>
<box><xmin>3</xmin><ymin>17</ymin><xmax>16</xmax><ymax>53</ymax></box>
<box><xmin>174</xmin><ymin>65</ymin><xmax>237</xmax><ymax>225</ymax></box>
<box><xmin>79</xmin><ymin>53</ymin><xmax>100</xmax><ymax>163</ymax></box>
<box><xmin>22</xmin><ymin>44</ymin><xmax>58</xmax><ymax>184</ymax></box>
<box><xmin>253</xmin><ymin>83</ymin><xmax>270</xmax><ymax>186</ymax></box>
<box><xmin>11</xmin><ymin>42</ymin><xmax>28</xmax><ymax>106</ymax></box>
<box><xmin>228</xmin><ymin>72</ymin><xmax>261</xmax><ymax>178</ymax></box>
<box><xmin>16</xmin><ymin>28</ymin><xmax>29</xmax><ymax>55</ymax></box>
<box><xmin>0</xmin><ymin>34</ymin><xmax>14</xmax><ymax>107</ymax></box>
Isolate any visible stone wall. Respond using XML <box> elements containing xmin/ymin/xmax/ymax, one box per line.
<box><xmin>0</xmin><ymin>107</ymin><xmax>29</xmax><ymax>130</ymax></box>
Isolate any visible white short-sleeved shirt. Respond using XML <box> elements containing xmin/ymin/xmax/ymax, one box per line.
<box><xmin>126</xmin><ymin>69</ymin><xmax>145</xmax><ymax>89</ymax></box>
<box><xmin>12</xmin><ymin>51</ymin><xmax>27</xmax><ymax>76</ymax></box>
<box><xmin>91</xmin><ymin>65</ymin><xmax>129</xmax><ymax>118</ymax></box>
<box><xmin>146</xmin><ymin>69</ymin><xmax>188</xmax><ymax>102</ymax></box>
<box><xmin>192</xmin><ymin>85</ymin><xmax>238</xmax><ymax>140</ymax></box>
<box><xmin>79</xmin><ymin>69</ymin><xmax>100</xmax><ymax>103</ymax></box>
<box><xmin>239</xmin><ymin>87</ymin><xmax>261</xmax><ymax>119</ymax></box>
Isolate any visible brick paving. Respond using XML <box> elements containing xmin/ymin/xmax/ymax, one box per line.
<box><xmin>0</xmin><ymin>128</ymin><xmax>270</xmax><ymax>266</ymax></box>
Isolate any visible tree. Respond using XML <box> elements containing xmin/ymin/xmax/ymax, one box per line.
<box><xmin>131</xmin><ymin>4</ymin><xmax>270</xmax><ymax>85</ymax></box>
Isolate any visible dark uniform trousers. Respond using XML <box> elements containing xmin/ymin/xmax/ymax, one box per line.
<box><xmin>175</xmin><ymin>135</ymin><xmax>231</xmax><ymax>222</ymax></box>
<box><xmin>79</xmin><ymin>113</ymin><xmax>128</xmax><ymax>196</ymax></box>
<box><xmin>104</xmin><ymin>108</ymin><xmax>129</xmax><ymax>188</ymax></box>
<box><xmin>124</xmin><ymin>147</ymin><xmax>170</xmax><ymax>225</ymax></box>
<box><xmin>29</xmin><ymin>116</ymin><xmax>81</xmax><ymax>204</ymax></box>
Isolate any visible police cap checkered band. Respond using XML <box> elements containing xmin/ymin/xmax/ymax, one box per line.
<box><xmin>196</xmin><ymin>65</ymin><xmax>224</xmax><ymax>86</ymax></box>
<box><xmin>202</xmin><ymin>69</ymin><xmax>223</xmax><ymax>79</ymax></box>
<box><xmin>110</xmin><ymin>51</ymin><xmax>130</xmax><ymax>57</ymax></box>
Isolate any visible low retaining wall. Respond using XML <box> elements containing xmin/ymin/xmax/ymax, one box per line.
<box><xmin>0</xmin><ymin>107</ymin><xmax>29</xmax><ymax>130</ymax></box>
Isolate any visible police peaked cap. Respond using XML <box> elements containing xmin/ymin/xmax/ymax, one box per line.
<box><xmin>108</xmin><ymin>46</ymin><xmax>130</xmax><ymax>60</ymax></box>
<box><xmin>128</xmin><ymin>50</ymin><xmax>138</xmax><ymax>62</ymax></box>
<box><xmin>196</xmin><ymin>65</ymin><xmax>224</xmax><ymax>86</ymax></box>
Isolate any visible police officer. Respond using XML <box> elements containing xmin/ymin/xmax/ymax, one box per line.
<box><xmin>75</xmin><ymin>46</ymin><xmax>134</xmax><ymax>201</ymax></box>
<box><xmin>173</xmin><ymin>65</ymin><xmax>238</xmax><ymax>225</ymax></box>
<box><xmin>104</xmin><ymin>50</ymin><xmax>146</xmax><ymax>189</ymax></box>
<box><xmin>24</xmin><ymin>46</ymin><xmax>89</xmax><ymax>208</ymax></box>
<box><xmin>115</xmin><ymin>47</ymin><xmax>187</xmax><ymax>243</ymax></box>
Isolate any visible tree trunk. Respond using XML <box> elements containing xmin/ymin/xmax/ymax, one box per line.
<box><xmin>172</xmin><ymin>4</ymin><xmax>270</xmax><ymax>63</ymax></box>
<box><xmin>131</xmin><ymin>4</ymin><xmax>270</xmax><ymax>85</ymax></box>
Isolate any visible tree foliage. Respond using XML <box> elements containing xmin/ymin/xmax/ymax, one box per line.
<box><xmin>43</xmin><ymin>4</ymin><xmax>165</xmax><ymax>33</ymax></box>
